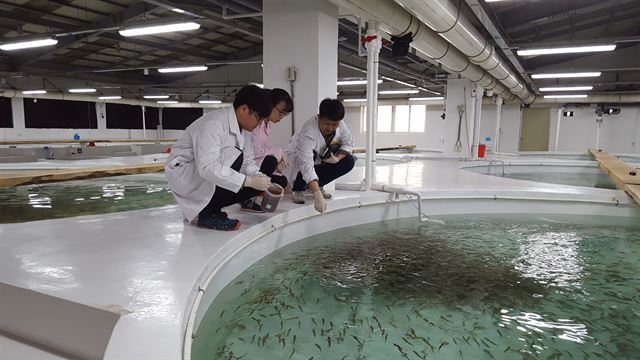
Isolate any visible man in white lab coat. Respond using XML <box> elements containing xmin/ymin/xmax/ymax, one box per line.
<box><xmin>284</xmin><ymin>98</ymin><xmax>356</xmax><ymax>213</ymax></box>
<box><xmin>165</xmin><ymin>85</ymin><xmax>274</xmax><ymax>231</ymax></box>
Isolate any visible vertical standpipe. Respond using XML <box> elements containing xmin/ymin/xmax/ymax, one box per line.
<box><xmin>364</xmin><ymin>22</ymin><xmax>382</xmax><ymax>190</ymax></box>
<box><xmin>494</xmin><ymin>96</ymin><xmax>503</xmax><ymax>153</ymax></box>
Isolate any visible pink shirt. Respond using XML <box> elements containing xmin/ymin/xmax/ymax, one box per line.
<box><xmin>251</xmin><ymin>121</ymin><xmax>283</xmax><ymax>166</ymax></box>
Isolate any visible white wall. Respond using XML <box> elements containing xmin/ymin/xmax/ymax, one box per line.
<box><xmin>342</xmin><ymin>105</ymin><xmax>447</xmax><ymax>150</ymax></box>
<box><xmin>546</xmin><ymin>105</ymin><xmax>640</xmax><ymax>153</ymax></box>
<box><xmin>479</xmin><ymin>103</ymin><xmax>522</xmax><ymax>153</ymax></box>
<box><xmin>341</xmin><ymin>101</ymin><xmax>523</xmax><ymax>154</ymax></box>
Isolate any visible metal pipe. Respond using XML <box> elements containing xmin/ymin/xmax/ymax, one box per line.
<box><xmin>222</xmin><ymin>6</ymin><xmax>262</xmax><ymax>19</ymax></box>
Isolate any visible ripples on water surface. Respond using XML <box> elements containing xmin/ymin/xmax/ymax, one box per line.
<box><xmin>0</xmin><ymin>174</ymin><xmax>174</xmax><ymax>223</ymax></box>
<box><xmin>193</xmin><ymin>215</ymin><xmax>640</xmax><ymax>360</ymax></box>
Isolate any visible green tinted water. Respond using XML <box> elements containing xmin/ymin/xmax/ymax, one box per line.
<box><xmin>504</xmin><ymin>172</ymin><xmax>617</xmax><ymax>189</ymax></box>
<box><xmin>0</xmin><ymin>174</ymin><xmax>175</xmax><ymax>223</ymax></box>
<box><xmin>192</xmin><ymin>215</ymin><xmax>640</xmax><ymax>360</ymax></box>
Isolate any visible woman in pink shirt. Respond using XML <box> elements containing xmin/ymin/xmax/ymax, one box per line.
<box><xmin>240</xmin><ymin>88</ymin><xmax>293</xmax><ymax>212</ymax></box>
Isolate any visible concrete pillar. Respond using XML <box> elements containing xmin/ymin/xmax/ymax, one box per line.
<box><xmin>263</xmin><ymin>0</ymin><xmax>339</xmax><ymax>148</ymax></box>
<box><xmin>10</xmin><ymin>98</ymin><xmax>25</xmax><ymax>131</ymax></box>
<box><xmin>444</xmin><ymin>78</ymin><xmax>475</xmax><ymax>157</ymax></box>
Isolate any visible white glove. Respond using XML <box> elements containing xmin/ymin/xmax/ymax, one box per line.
<box><xmin>313</xmin><ymin>190</ymin><xmax>327</xmax><ymax>214</ymax></box>
<box><xmin>244</xmin><ymin>172</ymin><xmax>270</xmax><ymax>191</ymax></box>
<box><xmin>322</xmin><ymin>154</ymin><xmax>340</xmax><ymax>164</ymax></box>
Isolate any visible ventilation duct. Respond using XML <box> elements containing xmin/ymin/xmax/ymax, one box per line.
<box><xmin>394</xmin><ymin>0</ymin><xmax>535</xmax><ymax>104</ymax></box>
<box><xmin>330</xmin><ymin>0</ymin><xmax>516</xmax><ymax>102</ymax></box>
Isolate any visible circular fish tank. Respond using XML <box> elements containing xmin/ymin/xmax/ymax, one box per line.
<box><xmin>189</xmin><ymin>213</ymin><xmax>640</xmax><ymax>359</ymax></box>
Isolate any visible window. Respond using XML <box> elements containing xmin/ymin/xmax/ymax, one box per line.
<box><xmin>361</xmin><ymin>104</ymin><xmax>427</xmax><ymax>133</ymax></box>
<box><xmin>106</xmin><ymin>103</ymin><xmax>142</xmax><ymax>129</ymax></box>
<box><xmin>0</xmin><ymin>97</ymin><xmax>12</xmax><ymax>128</ymax></box>
<box><xmin>377</xmin><ymin>105</ymin><xmax>392</xmax><ymax>132</ymax></box>
<box><xmin>161</xmin><ymin>108</ymin><xmax>204</xmax><ymax>130</ymax></box>
<box><xmin>409</xmin><ymin>105</ymin><xmax>426</xmax><ymax>132</ymax></box>
<box><xmin>24</xmin><ymin>98</ymin><xmax>97</xmax><ymax>129</ymax></box>
<box><xmin>394</xmin><ymin>105</ymin><xmax>409</xmax><ymax>132</ymax></box>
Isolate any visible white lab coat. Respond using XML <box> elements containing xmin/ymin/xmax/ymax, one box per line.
<box><xmin>165</xmin><ymin>107</ymin><xmax>260</xmax><ymax>222</ymax></box>
<box><xmin>284</xmin><ymin>115</ymin><xmax>356</xmax><ymax>184</ymax></box>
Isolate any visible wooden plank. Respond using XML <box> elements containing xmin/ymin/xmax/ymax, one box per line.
<box><xmin>626</xmin><ymin>184</ymin><xmax>640</xmax><ymax>205</ymax></box>
<box><xmin>0</xmin><ymin>139</ymin><xmax>176</xmax><ymax>145</ymax></box>
<box><xmin>0</xmin><ymin>163</ymin><xmax>165</xmax><ymax>188</ymax></box>
<box><xmin>352</xmin><ymin>145</ymin><xmax>416</xmax><ymax>154</ymax></box>
<box><xmin>589</xmin><ymin>148</ymin><xmax>640</xmax><ymax>205</ymax></box>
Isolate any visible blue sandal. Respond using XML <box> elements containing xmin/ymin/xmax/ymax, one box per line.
<box><xmin>197</xmin><ymin>213</ymin><xmax>240</xmax><ymax>231</ymax></box>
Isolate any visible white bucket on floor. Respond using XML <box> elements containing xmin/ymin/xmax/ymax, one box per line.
<box><xmin>261</xmin><ymin>183</ymin><xmax>283</xmax><ymax>212</ymax></box>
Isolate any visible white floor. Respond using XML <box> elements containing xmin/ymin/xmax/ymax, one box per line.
<box><xmin>0</xmin><ymin>156</ymin><xmax>636</xmax><ymax>359</ymax></box>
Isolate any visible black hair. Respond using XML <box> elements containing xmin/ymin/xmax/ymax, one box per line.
<box><xmin>318</xmin><ymin>98</ymin><xmax>345</xmax><ymax>121</ymax></box>
<box><xmin>271</xmin><ymin>88</ymin><xmax>293</xmax><ymax>113</ymax></box>
<box><xmin>233</xmin><ymin>85</ymin><xmax>273</xmax><ymax>119</ymax></box>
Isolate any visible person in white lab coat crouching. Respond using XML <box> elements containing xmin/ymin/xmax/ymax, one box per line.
<box><xmin>165</xmin><ymin>85</ymin><xmax>274</xmax><ymax>231</ymax></box>
<box><xmin>284</xmin><ymin>98</ymin><xmax>356</xmax><ymax>213</ymax></box>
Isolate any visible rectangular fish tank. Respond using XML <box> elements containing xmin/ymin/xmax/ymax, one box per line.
<box><xmin>0</xmin><ymin>174</ymin><xmax>175</xmax><ymax>223</ymax></box>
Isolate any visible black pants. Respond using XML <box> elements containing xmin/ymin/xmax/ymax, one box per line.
<box><xmin>260</xmin><ymin>155</ymin><xmax>288</xmax><ymax>189</ymax></box>
<box><xmin>199</xmin><ymin>153</ymin><xmax>263</xmax><ymax>217</ymax></box>
<box><xmin>292</xmin><ymin>154</ymin><xmax>356</xmax><ymax>191</ymax></box>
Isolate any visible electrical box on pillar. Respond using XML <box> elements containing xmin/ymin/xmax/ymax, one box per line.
<box><xmin>286</xmin><ymin>66</ymin><xmax>297</xmax><ymax>81</ymax></box>
<box><xmin>390</xmin><ymin>32</ymin><xmax>413</xmax><ymax>58</ymax></box>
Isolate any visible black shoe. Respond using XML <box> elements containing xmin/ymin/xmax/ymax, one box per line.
<box><xmin>240</xmin><ymin>199</ymin><xmax>265</xmax><ymax>213</ymax></box>
<box><xmin>197</xmin><ymin>213</ymin><xmax>240</xmax><ymax>231</ymax></box>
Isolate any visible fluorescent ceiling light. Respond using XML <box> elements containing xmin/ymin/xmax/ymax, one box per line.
<box><xmin>379</xmin><ymin>89</ymin><xmax>420</xmax><ymax>95</ymax></box>
<box><xmin>539</xmin><ymin>86</ymin><xmax>593</xmax><ymax>92</ymax></box>
<box><xmin>21</xmin><ymin>90</ymin><xmax>47</xmax><ymax>95</ymax></box>
<box><xmin>517</xmin><ymin>45</ymin><xmax>615</xmax><ymax>56</ymax></box>
<box><xmin>99</xmin><ymin>96</ymin><xmax>122</xmax><ymax>100</ymax></box>
<box><xmin>0</xmin><ymin>38</ymin><xmax>58</xmax><ymax>51</ymax></box>
<box><xmin>343</xmin><ymin>99</ymin><xmax>367</xmax><ymax>102</ymax></box>
<box><xmin>543</xmin><ymin>94</ymin><xmax>588</xmax><ymax>99</ymax></box>
<box><xmin>171</xmin><ymin>8</ymin><xmax>185</xmax><ymax>13</ymax></box>
<box><xmin>382</xmin><ymin>77</ymin><xmax>415</xmax><ymax>88</ymax></box>
<box><xmin>158</xmin><ymin>65</ymin><xmax>207</xmax><ymax>73</ymax></box>
<box><xmin>144</xmin><ymin>95</ymin><xmax>170</xmax><ymax>99</ymax></box>
<box><xmin>485</xmin><ymin>0</ymin><xmax>507</xmax><ymax>2</ymax></box>
<box><xmin>337</xmin><ymin>80</ymin><xmax>383</xmax><ymax>86</ymax></box>
<box><xmin>119</xmin><ymin>22</ymin><xmax>200</xmax><ymax>37</ymax></box>
<box><xmin>252</xmin><ymin>83</ymin><xmax>264</xmax><ymax>88</ymax></box>
<box><xmin>199</xmin><ymin>100</ymin><xmax>222</xmax><ymax>104</ymax></box>
<box><xmin>532</xmin><ymin>72</ymin><xmax>601</xmax><ymax>79</ymax></box>
<box><xmin>409</xmin><ymin>97</ymin><xmax>445</xmax><ymax>101</ymax></box>
<box><xmin>157</xmin><ymin>100</ymin><xmax>178</xmax><ymax>104</ymax></box>
<box><xmin>68</xmin><ymin>88</ymin><xmax>96</xmax><ymax>93</ymax></box>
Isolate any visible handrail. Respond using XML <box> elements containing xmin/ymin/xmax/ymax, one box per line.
<box><xmin>488</xmin><ymin>159</ymin><xmax>505</xmax><ymax>177</ymax></box>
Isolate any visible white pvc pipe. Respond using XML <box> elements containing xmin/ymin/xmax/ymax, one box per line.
<box><xmin>473</xmin><ymin>84</ymin><xmax>483</xmax><ymax>158</ymax></box>
<box><xmin>394</xmin><ymin>0</ymin><xmax>534</xmax><ymax>104</ymax></box>
<box><xmin>595</xmin><ymin>119</ymin><xmax>602</xmax><ymax>149</ymax></box>
<box><xmin>371</xmin><ymin>183</ymin><xmax>431</xmax><ymax>222</ymax></box>
<box><xmin>494</xmin><ymin>96</ymin><xmax>502</xmax><ymax>153</ymax></box>
<box><xmin>554</xmin><ymin>107</ymin><xmax>564</xmax><ymax>151</ymax></box>
<box><xmin>364</xmin><ymin>22</ymin><xmax>382</xmax><ymax>191</ymax></box>
<box><xmin>141</xmin><ymin>105</ymin><xmax>146</xmax><ymax>139</ymax></box>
